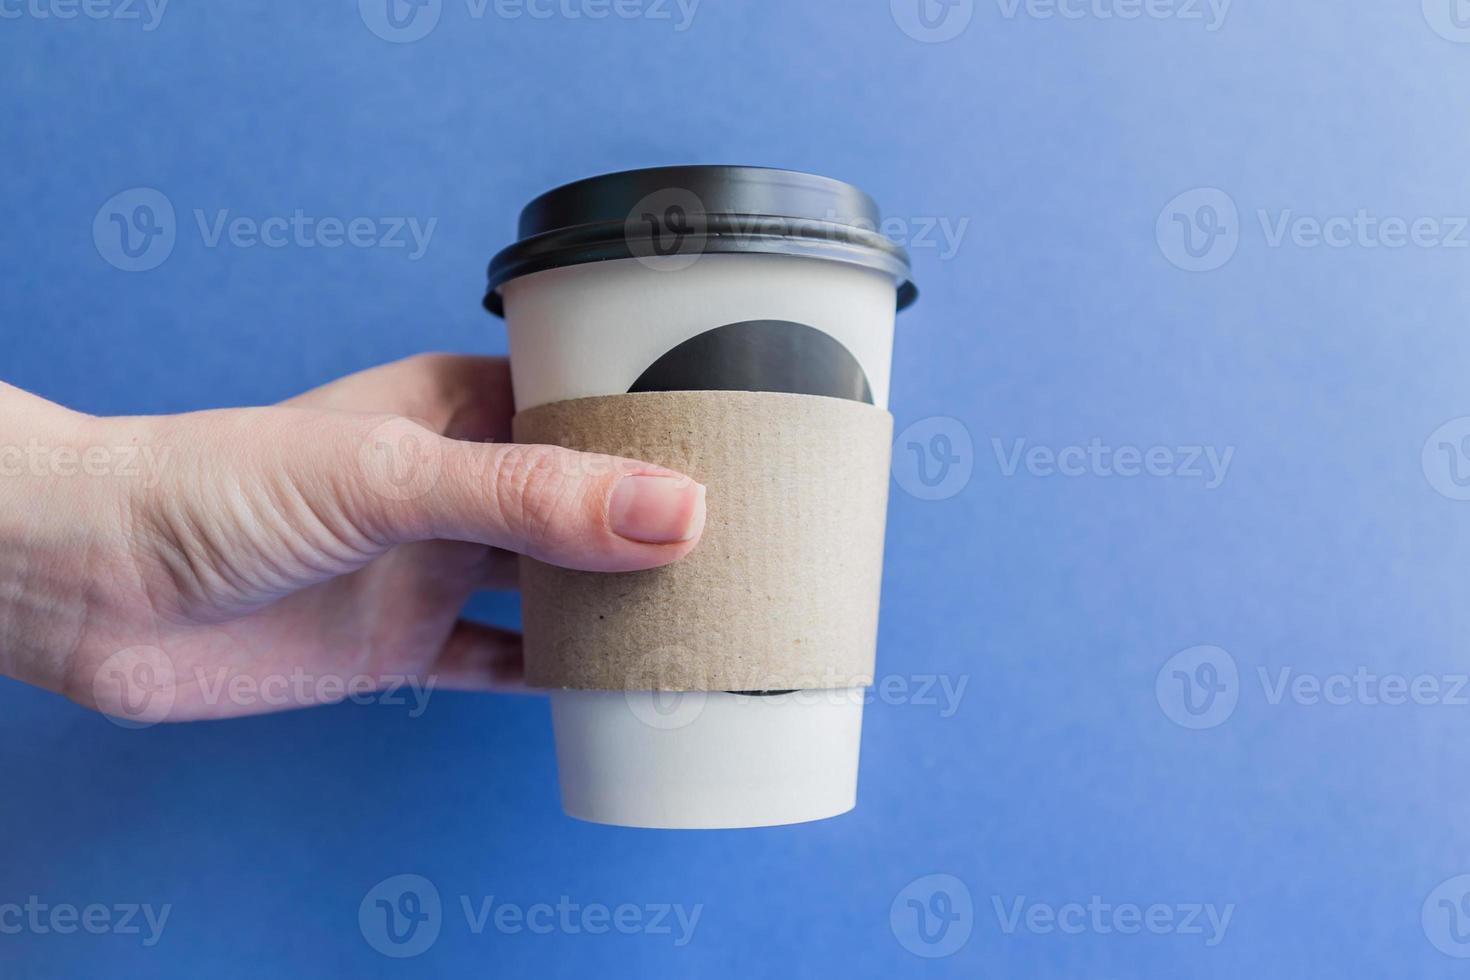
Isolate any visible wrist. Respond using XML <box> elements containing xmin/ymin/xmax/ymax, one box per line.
<box><xmin>0</xmin><ymin>392</ymin><xmax>132</xmax><ymax>690</ymax></box>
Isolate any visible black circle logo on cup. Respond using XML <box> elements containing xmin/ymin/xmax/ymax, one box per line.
<box><xmin>630</xmin><ymin>320</ymin><xmax>874</xmax><ymax>405</ymax></box>
<box><xmin>624</xmin><ymin>187</ymin><xmax>709</xmax><ymax>273</ymax></box>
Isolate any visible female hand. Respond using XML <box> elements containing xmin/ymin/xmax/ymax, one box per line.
<box><xmin>0</xmin><ymin>354</ymin><xmax>706</xmax><ymax>723</ymax></box>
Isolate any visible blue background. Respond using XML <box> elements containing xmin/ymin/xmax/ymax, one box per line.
<box><xmin>4</xmin><ymin>0</ymin><xmax>1470</xmax><ymax>976</ymax></box>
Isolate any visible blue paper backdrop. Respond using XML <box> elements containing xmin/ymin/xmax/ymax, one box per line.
<box><xmin>5</xmin><ymin>1</ymin><xmax>1470</xmax><ymax>976</ymax></box>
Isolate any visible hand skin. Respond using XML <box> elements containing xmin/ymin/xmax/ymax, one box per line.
<box><xmin>0</xmin><ymin>354</ymin><xmax>707</xmax><ymax>722</ymax></box>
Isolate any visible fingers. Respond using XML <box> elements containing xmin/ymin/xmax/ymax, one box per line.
<box><xmin>426</xmin><ymin>620</ymin><xmax>527</xmax><ymax>693</ymax></box>
<box><xmin>282</xmin><ymin>353</ymin><xmax>514</xmax><ymax>443</ymax></box>
<box><xmin>331</xmin><ymin>415</ymin><xmax>707</xmax><ymax>573</ymax></box>
<box><xmin>276</xmin><ymin>354</ymin><xmax>710</xmax><ymax>572</ymax></box>
<box><xmin>117</xmin><ymin>403</ymin><xmax>703</xmax><ymax>621</ymax></box>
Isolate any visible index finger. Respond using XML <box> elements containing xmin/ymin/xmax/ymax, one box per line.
<box><xmin>281</xmin><ymin>353</ymin><xmax>515</xmax><ymax>443</ymax></box>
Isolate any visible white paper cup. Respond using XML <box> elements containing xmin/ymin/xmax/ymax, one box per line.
<box><xmin>486</xmin><ymin>167</ymin><xmax>915</xmax><ymax>828</ymax></box>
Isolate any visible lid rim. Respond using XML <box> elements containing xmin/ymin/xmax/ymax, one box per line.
<box><xmin>483</xmin><ymin>247</ymin><xmax>918</xmax><ymax>317</ymax></box>
<box><xmin>484</xmin><ymin>165</ymin><xmax>919</xmax><ymax>317</ymax></box>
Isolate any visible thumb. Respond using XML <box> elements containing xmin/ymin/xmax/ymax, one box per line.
<box><xmin>343</xmin><ymin>414</ymin><xmax>706</xmax><ymax>572</ymax></box>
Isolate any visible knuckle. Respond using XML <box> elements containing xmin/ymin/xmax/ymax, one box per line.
<box><xmin>390</xmin><ymin>354</ymin><xmax>461</xmax><ymax>432</ymax></box>
<box><xmin>399</xmin><ymin>351</ymin><xmax>456</xmax><ymax>376</ymax></box>
<box><xmin>348</xmin><ymin>413</ymin><xmax>445</xmax><ymax>513</ymax></box>
<box><xmin>406</xmin><ymin>352</ymin><xmax>458</xmax><ymax>388</ymax></box>
<box><xmin>391</xmin><ymin>353</ymin><xmax>511</xmax><ymax>442</ymax></box>
<box><xmin>490</xmin><ymin>444</ymin><xmax>590</xmax><ymax>549</ymax></box>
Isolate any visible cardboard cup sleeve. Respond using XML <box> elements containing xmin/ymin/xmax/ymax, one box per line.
<box><xmin>512</xmin><ymin>390</ymin><xmax>893</xmax><ymax>692</ymax></box>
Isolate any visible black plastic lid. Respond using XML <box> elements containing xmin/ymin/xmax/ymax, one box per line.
<box><xmin>483</xmin><ymin>165</ymin><xmax>919</xmax><ymax>316</ymax></box>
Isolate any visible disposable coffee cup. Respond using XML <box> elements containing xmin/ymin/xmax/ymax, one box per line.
<box><xmin>484</xmin><ymin>166</ymin><xmax>917</xmax><ymax>829</ymax></box>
